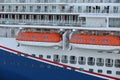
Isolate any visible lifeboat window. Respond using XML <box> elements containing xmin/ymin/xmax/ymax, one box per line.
<box><xmin>116</xmin><ymin>71</ymin><xmax>120</xmax><ymax>75</ymax></box>
<box><xmin>47</xmin><ymin>55</ymin><xmax>51</xmax><ymax>59</ymax></box>
<box><xmin>88</xmin><ymin>57</ymin><xmax>95</xmax><ymax>66</ymax></box>
<box><xmin>72</xmin><ymin>38</ymin><xmax>76</xmax><ymax>41</ymax></box>
<box><xmin>90</xmin><ymin>38</ymin><xmax>95</xmax><ymax>42</ymax></box>
<box><xmin>78</xmin><ymin>56</ymin><xmax>86</xmax><ymax>65</ymax></box>
<box><xmin>105</xmin><ymin>59</ymin><xmax>113</xmax><ymax>67</ymax></box>
<box><xmin>61</xmin><ymin>55</ymin><xmax>68</xmax><ymax>63</ymax></box>
<box><xmin>115</xmin><ymin>59</ymin><xmax>120</xmax><ymax>68</ymax></box>
<box><xmin>96</xmin><ymin>58</ymin><xmax>104</xmax><ymax>66</ymax></box>
<box><xmin>44</xmin><ymin>36</ymin><xmax>48</xmax><ymax>39</ymax></box>
<box><xmin>107</xmin><ymin>70</ymin><xmax>112</xmax><ymax>74</ymax></box>
<box><xmin>53</xmin><ymin>55</ymin><xmax>60</xmax><ymax>62</ymax></box>
<box><xmin>102</xmin><ymin>39</ymin><xmax>108</xmax><ymax>43</ymax></box>
<box><xmin>70</xmin><ymin>56</ymin><xmax>77</xmax><ymax>64</ymax></box>
<box><xmin>98</xmin><ymin>69</ymin><xmax>103</xmax><ymax>73</ymax></box>
<box><xmin>78</xmin><ymin>38</ymin><xmax>82</xmax><ymax>42</ymax></box>
<box><xmin>39</xmin><ymin>55</ymin><xmax>43</xmax><ymax>58</ymax></box>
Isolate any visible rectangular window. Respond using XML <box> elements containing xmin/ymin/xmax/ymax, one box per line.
<box><xmin>105</xmin><ymin>59</ymin><xmax>113</xmax><ymax>67</ymax></box>
<box><xmin>96</xmin><ymin>58</ymin><xmax>104</xmax><ymax>66</ymax></box>
<box><xmin>70</xmin><ymin>56</ymin><xmax>77</xmax><ymax>64</ymax></box>
<box><xmin>116</xmin><ymin>71</ymin><xmax>120</xmax><ymax>75</ymax></box>
<box><xmin>47</xmin><ymin>55</ymin><xmax>51</xmax><ymax>59</ymax></box>
<box><xmin>78</xmin><ymin>56</ymin><xmax>86</xmax><ymax>65</ymax></box>
<box><xmin>115</xmin><ymin>59</ymin><xmax>120</xmax><ymax>68</ymax></box>
<box><xmin>88</xmin><ymin>57</ymin><xmax>95</xmax><ymax>66</ymax></box>
<box><xmin>61</xmin><ymin>55</ymin><xmax>68</xmax><ymax>63</ymax></box>
<box><xmin>53</xmin><ymin>55</ymin><xmax>60</xmax><ymax>62</ymax></box>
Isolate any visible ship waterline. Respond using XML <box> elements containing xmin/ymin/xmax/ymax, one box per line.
<box><xmin>0</xmin><ymin>0</ymin><xmax>120</xmax><ymax>80</ymax></box>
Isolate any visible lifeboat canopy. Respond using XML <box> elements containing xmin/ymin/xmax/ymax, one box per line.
<box><xmin>16</xmin><ymin>32</ymin><xmax>62</xmax><ymax>47</ymax></box>
<box><xmin>70</xmin><ymin>34</ymin><xmax>120</xmax><ymax>50</ymax></box>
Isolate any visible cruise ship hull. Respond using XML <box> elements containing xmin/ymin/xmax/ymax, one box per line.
<box><xmin>0</xmin><ymin>49</ymin><xmax>106</xmax><ymax>80</ymax></box>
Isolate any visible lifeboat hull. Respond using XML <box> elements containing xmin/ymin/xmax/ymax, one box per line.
<box><xmin>70</xmin><ymin>43</ymin><xmax>120</xmax><ymax>50</ymax></box>
<box><xmin>17</xmin><ymin>40</ymin><xmax>62</xmax><ymax>47</ymax></box>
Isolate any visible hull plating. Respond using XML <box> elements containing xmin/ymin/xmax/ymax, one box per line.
<box><xmin>0</xmin><ymin>49</ymin><xmax>106</xmax><ymax>80</ymax></box>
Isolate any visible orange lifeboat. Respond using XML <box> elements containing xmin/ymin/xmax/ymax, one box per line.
<box><xmin>70</xmin><ymin>34</ymin><xmax>120</xmax><ymax>50</ymax></box>
<box><xmin>16</xmin><ymin>32</ymin><xmax>62</xmax><ymax>47</ymax></box>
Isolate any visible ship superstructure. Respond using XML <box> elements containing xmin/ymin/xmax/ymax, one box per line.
<box><xmin>0</xmin><ymin>0</ymin><xmax>120</xmax><ymax>80</ymax></box>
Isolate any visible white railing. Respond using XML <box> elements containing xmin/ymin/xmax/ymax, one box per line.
<box><xmin>0</xmin><ymin>0</ymin><xmax>120</xmax><ymax>3</ymax></box>
<box><xmin>0</xmin><ymin>19</ymin><xmax>83</xmax><ymax>27</ymax></box>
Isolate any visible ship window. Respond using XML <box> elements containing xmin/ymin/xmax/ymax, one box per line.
<box><xmin>116</xmin><ymin>71</ymin><xmax>120</xmax><ymax>75</ymax></box>
<box><xmin>105</xmin><ymin>59</ymin><xmax>113</xmax><ymax>67</ymax></box>
<box><xmin>78</xmin><ymin>56</ymin><xmax>86</xmax><ymax>65</ymax></box>
<box><xmin>61</xmin><ymin>55</ymin><xmax>68</xmax><ymax>63</ymax></box>
<box><xmin>107</xmin><ymin>70</ymin><xmax>112</xmax><ymax>74</ymax></box>
<box><xmin>89</xmin><ymin>69</ymin><xmax>93</xmax><ymax>72</ymax></box>
<box><xmin>70</xmin><ymin>56</ymin><xmax>77</xmax><ymax>64</ymax></box>
<box><xmin>53</xmin><ymin>55</ymin><xmax>60</xmax><ymax>62</ymax></box>
<box><xmin>115</xmin><ymin>59</ymin><xmax>120</xmax><ymax>68</ymax></box>
<box><xmin>31</xmin><ymin>54</ymin><xmax>36</xmax><ymax>57</ymax></box>
<box><xmin>96</xmin><ymin>58</ymin><xmax>104</xmax><ymax>66</ymax></box>
<box><xmin>39</xmin><ymin>55</ymin><xmax>43</xmax><ymax>58</ymax></box>
<box><xmin>98</xmin><ymin>69</ymin><xmax>103</xmax><ymax>73</ymax></box>
<box><xmin>47</xmin><ymin>55</ymin><xmax>51</xmax><ymax>59</ymax></box>
<box><xmin>88</xmin><ymin>57</ymin><xmax>95</xmax><ymax>66</ymax></box>
<box><xmin>79</xmin><ymin>68</ymin><xmax>84</xmax><ymax>71</ymax></box>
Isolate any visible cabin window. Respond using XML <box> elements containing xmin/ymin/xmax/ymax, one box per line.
<box><xmin>116</xmin><ymin>71</ymin><xmax>120</xmax><ymax>75</ymax></box>
<box><xmin>105</xmin><ymin>59</ymin><xmax>113</xmax><ymax>67</ymax></box>
<box><xmin>98</xmin><ymin>69</ymin><xmax>103</xmax><ymax>73</ymax></box>
<box><xmin>89</xmin><ymin>69</ymin><xmax>93</xmax><ymax>72</ymax></box>
<box><xmin>79</xmin><ymin>68</ymin><xmax>84</xmax><ymax>71</ymax></box>
<box><xmin>31</xmin><ymin>54</ymin><xmax>36</xmax><ymax>57</ymax></box>
<box><xmin>53</xmin><ymin>55</ymin><xmax>60</xmax><ymax>62</ymax></box>
<box><xmin>115</xmin><ymin>59</ymin><xmax>120</xmax><ymax>68</ymax></box>
<box><xmin>96</xmin><ymin>58</ymin><xmax>104</xmax><ymax>66</ymax></box>
<box><xmin>39</xmin><ymin>55</ymin><xmax>43</xmax><ymax>58</ymax></box>
<box><xmin>70</xmin><ymin>56</ymin><xmax>77</xmax><ymax>64</ymax></box>
<box><xmin>47</xmin><ymin>55</ymin><xmax>51</xmax><ymax>59</ymax></box>
<box><xmin>88</xmin><ymin>57</ymin><xmax>95</xmax><ymax>66</ymax></box>
<box><xmin>107</xmin><ymin>70</ymin><xmax>112</xmax><ymax>74</ymax></box>
<box><xmin>61</xmin><ymin>55</ymin><xmax>68</xmax><ymax>63</ymax></box>
<box><xmin>78</xmin><ymin>56</ymin><xmax>86</xmax><ymax>65</ymax></box>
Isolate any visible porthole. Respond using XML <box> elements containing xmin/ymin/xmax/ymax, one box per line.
<box><xmin>107</xmin><ymin>70</ymin><xmax>112</xmax><ymax>74</ymax></box>
<box><xmin>31</xmin><ymin>54</ymin><xmax>36</xmax><ymax>57</ymax></box>
<box><xmin>89</xmin><ymin>69</ymin><xmax>93</xmax><ymax>72</ymax></box>
<box><xmin>39</xmin><ymin>55</ymin><xmax>43</xmax><ymax>58</ymax></box>
<box><xmin>79</xmin><ymin>68</ymin><xmax>84</xmax><ymax>71</ymax></box>
<box><xmin>98</xmin><ymin>69</ymin><xmax>103</xmax><ymax>73</ymax></box>
<box><xmin>116</xmin><ymin>71</ymin><xmax>120</xmax><ymax>75</ymax></box>
<box><xmin>47</xmin><ymin>55</ymin><xmax>51</xmax><ymax>59</ymax></box>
